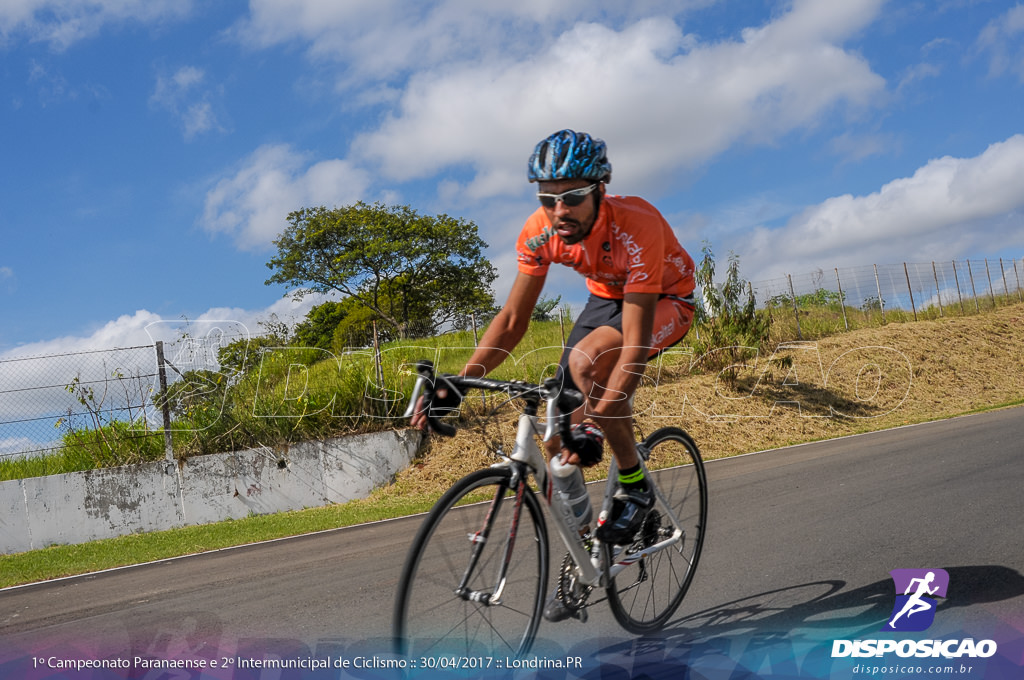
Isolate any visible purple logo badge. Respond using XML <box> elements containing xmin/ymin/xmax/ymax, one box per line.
<box><xmin>883</xmin><ymin>568</ymin><xmax>949</xmax><ymax>632</ymax></box>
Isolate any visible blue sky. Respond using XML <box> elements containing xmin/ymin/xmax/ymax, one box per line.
<box><xmin>2</xmin><ymin>0</ymin><xmax>1023</xmax><ymax>357</ymax></box>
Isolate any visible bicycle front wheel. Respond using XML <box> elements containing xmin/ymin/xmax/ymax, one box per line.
<box><xmin>393</xmin><ymin>466</ymin><xmax>549</xmax><ymax>658</ymax></box>
<box><xmin>606</xmin><ymin>426</ymin><xmax>708</xmax><ymax>633</ymax></box>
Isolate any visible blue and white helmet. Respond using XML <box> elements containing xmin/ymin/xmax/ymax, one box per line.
<box><xmin>527</xmin><ymin>130</ymin><xmax>612</xmax><ymax>184</ymax></box>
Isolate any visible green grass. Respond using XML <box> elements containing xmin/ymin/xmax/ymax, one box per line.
<box><xmin>0</xmin><ymin>491</ymin><xmax>440</xmax><ymax>589</ymax></box>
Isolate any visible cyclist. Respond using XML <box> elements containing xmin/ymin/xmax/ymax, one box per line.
<box><xmin>412</xmin><ymin>128</ymin><xmax>695</xmax><ymax>562</ymax></box>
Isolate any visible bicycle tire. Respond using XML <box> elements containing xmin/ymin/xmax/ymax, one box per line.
<box><xmin>393</xmin><ymin>466</ymin><xmax>549</xmax><ymax>658</ymax></box>
<box><xmin>605</xmin><ymin>426</ymin><xmax>708</xmax><ymax>633</ymax></box>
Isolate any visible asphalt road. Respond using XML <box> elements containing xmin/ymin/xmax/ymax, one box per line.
<box><xmin>2</xmin><ymin>408</ymin><xmax>1023</xmax><ymax>678</ymax></box>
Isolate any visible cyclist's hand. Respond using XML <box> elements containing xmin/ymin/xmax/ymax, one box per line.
<box><xmin>560</xmin><ymin>421</ymin><xmax>604</xmax><ymax>467</ymax></box>
<box><xmin>409</xmin><ymin>377</ymin><xmax>464</xmax><ymax>432</ymax></box>
<box><xmin>409</xmin><ymin>392</ymin><xmax>433</xmax><ymax>431</ymax></box>
<box><xmin>428</xmin><ymin>377</ymin><xmax>464</xmax><ymax>417</ymax></box>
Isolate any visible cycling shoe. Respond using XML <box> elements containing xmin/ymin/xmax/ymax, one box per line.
<box><xmin>595</xmin><ymin>487</ymin><xmax>653</xmax><ymax>545</ymax></box>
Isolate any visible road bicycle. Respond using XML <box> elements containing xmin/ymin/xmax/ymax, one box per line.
<box><xmin>392</xmin><ymin>361</ymin><xmax>708</xmax><ymax>658</ymax></box>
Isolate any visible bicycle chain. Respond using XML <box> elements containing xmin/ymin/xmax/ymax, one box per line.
<box><xmin>555</xmin><ymin>546</ymin><xmax>594</xmax><ymax>613</ymax></box>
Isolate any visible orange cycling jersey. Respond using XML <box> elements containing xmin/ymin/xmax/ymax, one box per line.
<box><xmin>516</xmin><ymin>194</ymin><xmax>695</xmax><ymax>299</ymax></box>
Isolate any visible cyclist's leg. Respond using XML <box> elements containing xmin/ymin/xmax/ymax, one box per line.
<box><xmin>545</xmin><ymin>295</ymin><xmax>624</xmax><ymax>458</ymax></box>
<box><xmin>561</xmin><ymin>295</ymin><xmax>694</xmax><ymax>466</ymax></box>
<box><xmin>567</xmin><ymin>296</ymin><xmax>693</xmax><ymax>543</ymax></box>
<box><xmin>561</xmin><ymin>294</ymin><xmax>694</xmax><ymax>398</ymax></box>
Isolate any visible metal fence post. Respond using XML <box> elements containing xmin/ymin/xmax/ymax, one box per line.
<box><xmin>932</xmin><ymin>262</ymin><xmax>943</xmax><ymax>317</ymax></box>
<box><xmin>873</xmin><ymin>264</ymin><xmax>886</xmax><ymax>323</ymax></box>
<box><xmin>952</xmin><ymin>260</ymin><xmax>965</xmax><ymax>315</ymax></box>
<box><xmin>967</xmin><ymin>260</ymin><xmax>980</xmax><ymax>313</ymax></box>
<box><xmin>1011</xmin><ymin>258</ymin><xmax>1019</xmax><ymax>303</ymax></box>
<box><xmin>787</xmin><ymin>274</ymin><xmax>802</xmax><ymax>340</ymax></box>
<box><xmin>372</xmin><ymin>321</ymin><xmax>383</xmax><ymax>390</ymax></box>
<box><xmin>999</xmin><ymin>258</ymin><xmax>1010</xmax><ymax>301</ymax></box>
<box><xmin>904</xmin><ymin>263</ymin><xmax>917</xmax><ymax>321</ymax></box>
<box><xmin>835</xmin><ymin>268</ymin><xmax>849</xmax><ymax>331</ymax></box>
<box><xmin>155</xmin><ymin>341</ymin><xmax>174</xmax><ymax>464</ymax></box>
<box><xmin>985</xmin><ymin>259</ymin><xmax>996</xmax><ymax>308</ymax></box>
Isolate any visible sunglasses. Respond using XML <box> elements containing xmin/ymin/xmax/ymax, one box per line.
<box><xmin>537</xmin><ymin>183</ymin><xmax>599</xmax><ymax>208</ymax></box>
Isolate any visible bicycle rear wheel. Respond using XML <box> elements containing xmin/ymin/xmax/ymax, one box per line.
<box><xmin>393</xmin><ymin>466</ymin><xmax>548</xmax><ymax>658</ymax></box>
<box><xmin>606</xmin><ymin>426</ymin><xmax>707</xmax><ymax>633</ymax></box>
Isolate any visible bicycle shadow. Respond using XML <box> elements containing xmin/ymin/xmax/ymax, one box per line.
<box><xmin>563</xmin><ymin>565</ymin><xmax>1024</xmax><ymax>679</ymax></box>
<box><xmin>667</xmin><ymin>564</ymin><xmax>1024</xmax><ymax>639</ymax></box>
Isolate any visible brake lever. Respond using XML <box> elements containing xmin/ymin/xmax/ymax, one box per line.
<box><xmin>543</xmin><ymin>394</ymin><xmax>559</xmax><ymax>442</ymax></box>
<box><xmin>403</xmin><ymin>374</ymin><xmax>427</xmax><ymax>418</ymax></box>
<box><xmin>404</xmin><ymin>360</ymin><xmax>458</xmax><ymax>437</ymax></box>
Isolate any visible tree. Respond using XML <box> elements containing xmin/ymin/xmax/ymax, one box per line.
<box><xmin>293</xmin><ymin>301</ymin><xmax>348</xmax><ymax>350</ymax></box>
<box><xmin>692</xmin><ymin>243</ymin><xmax>770</xmax><ymax>380</ymax></box>
<box><xmin>532</xmin><ymin>294</ymin><xmax>562</xmax><ymax>321</ymax></box>
<box><xmin>265</xmin><ymin>202</ymin><xmax>497</xmax><ymax>339</ymax></box>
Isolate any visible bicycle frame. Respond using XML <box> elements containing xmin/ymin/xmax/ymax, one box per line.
<box><xmin>501</xmin><ymin>411</ymin><xmax>686</xmax><ymax>592</ymax></box>
<box><xmin>404</xmin><ymin>361</ymin><xmax>687</xmax><ymax>603</ymax></box>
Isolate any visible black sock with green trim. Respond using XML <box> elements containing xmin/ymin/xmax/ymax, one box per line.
<box><xmin>618</xmin><ymin>463</ymin><xmax>648</xmax><ymax>492</ymax></box>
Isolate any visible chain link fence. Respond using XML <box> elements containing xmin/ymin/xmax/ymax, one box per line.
<box><xmin>0</xmin><ymin>345</ymin><xmax>164</xmax><ymax>461</ymax></box>
<box><xmin>0</xmin><ymin>326</ymin><xmax>249</xmax><ymax>463</ymax></box>
<box><xmin>750</xmin><ymin>257</ymin><xmax>1023</xmax><ymax>339</ymax></box>
<box><xmin>1</xmin><ymin>256</ymin><xmax>1020</xmax><ymax>465</ymax></box>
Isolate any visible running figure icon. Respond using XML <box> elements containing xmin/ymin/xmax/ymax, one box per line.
<box><xmin>888</xmin><ymin>571</ymin><xmax>939</xmax><ymax>628</ymax></box>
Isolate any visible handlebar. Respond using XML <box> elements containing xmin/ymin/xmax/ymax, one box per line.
<box><xmin>403</xmin><ymin>360</ymin><xmax>584</xmax><ymax>440</ymax></box>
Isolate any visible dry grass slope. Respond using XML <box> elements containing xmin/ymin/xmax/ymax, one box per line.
<box><xmin>375</xmin><ymin>302</ymin><xmax>1024</xmax><ymax>504</ymax></box>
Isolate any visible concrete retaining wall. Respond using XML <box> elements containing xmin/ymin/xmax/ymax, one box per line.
<box><xmin>0</xmin><ymin>429</ymin><xmax>422</xmax><ymax>554</ymax></box>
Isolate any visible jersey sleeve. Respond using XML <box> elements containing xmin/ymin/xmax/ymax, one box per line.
<box><xmin>515</xmin><ymin>211</ymin><xmax>553</xmax><ymax>277</ymax></box>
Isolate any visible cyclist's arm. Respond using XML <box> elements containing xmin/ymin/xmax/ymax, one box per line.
<box><xmin>460</xmin><ymin>271</ymin><xmax>546</xmax><ymax>378</ymax></box>
<box><xmin>410</xmin><ymin>270</ymin><xmax>545</xmax><ymax>432</ymax></box>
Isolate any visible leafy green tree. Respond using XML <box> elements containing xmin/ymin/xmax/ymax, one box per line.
<box><xmin>265</xmin><ymin>202</ymin><xmax>497</xmax><ymax>339</ymax></box>
<box><xmin>331</xmin><ymin>298</ymin><xmax>382</xmax><ymax>349</ymax></box>
<box><xmin>217</xmin><ymin>333</ymin><xmax>289</xmax><ymax>377</ymax></box>
<box><xmin>293</xmin><ymin>301</ymin><xmax>348</xmax><ymax>350</ymax></box>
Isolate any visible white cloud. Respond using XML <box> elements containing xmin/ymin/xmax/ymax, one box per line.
<box><xmin>349</xmin><ymin>0</ymin><xmax>886</xmax><ymax>198</ymax></box>
<box><xmin>0</xmin><ymin>0</ymin><xmax>191</xmax><ymax>50</ymax></box>
<box><xmin>0</xmin><ymin>266</ymin><xmax>14</xmax><ymax>295</ymax></box>
<box><xmin>1</xmin><ymin>310</ymin><xmax>165</xmax><ymax>359</ymax></box>
<box><xmin>736</xmin><ymin>134</ymin><xmax>1024</xmax><ymax>279</ymax></box>
<box><xmin>976</xmin><ymin>4</ymin><xmax>1024</xmax><ymax>81</ymax></box>
<box><xmin>0</xmin><ymin>296</ymin><xmax>331</xmax><ymax>365</ymax></box>
<box><xmin>232</xmin><ymin>1</ymin><xmax>714</xmax><ymax>82</ymax></box>
<box><xmin>200</xmin><ymin>144</ymin><xmax>371</xmax><ymax>250</ymax></box>
<box><xmin>150</xmin><ymin>66</ymin><xmax>224</xmax><ymax>140</ymax></box>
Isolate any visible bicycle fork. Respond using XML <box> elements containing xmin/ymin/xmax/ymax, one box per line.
<box><xmin>454</xmin><ymin>476</ymin><xmax>525</xmax><ymax>607</ymax></box>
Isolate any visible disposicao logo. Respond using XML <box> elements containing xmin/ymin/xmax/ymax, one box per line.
<box><xmin>884</xmin><ymin>568</ymin><xmax>948</xmax><ymax>632</ymax></box>
<box><xmin>831</xmin><ymin>568</ymin><xmax>999</xmax><ymax>660</ymax></box>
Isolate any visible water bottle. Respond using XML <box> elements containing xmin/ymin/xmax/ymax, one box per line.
<box><xmin>550</xmin><ymin>457</ymin><xmax>593</xmax><ymax>530</ymax></box>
